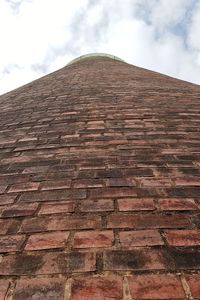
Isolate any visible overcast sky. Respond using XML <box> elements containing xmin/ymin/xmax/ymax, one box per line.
<box><xmin>0</xmin><ymin>0</ymin><xmax>200</xmax><ymax>95</ymax></box>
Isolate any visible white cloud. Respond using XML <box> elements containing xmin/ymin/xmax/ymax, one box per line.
<box><xmin>0</xmin><ymin>0</ymin><xmax>200</xmax><ymax>95</ymax></box>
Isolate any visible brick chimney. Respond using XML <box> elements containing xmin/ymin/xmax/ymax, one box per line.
<box><xmin>0</xmin><ymin>54</ymin><xmax>199</xmax><ymax>299</ymax></box>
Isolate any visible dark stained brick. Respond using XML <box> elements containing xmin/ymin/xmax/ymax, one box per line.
<box><xmin>13</xmin><ymin>278</ymin><xmax>65</xmax><ymax>300</ymax></box>
<box><xmin>0</xmin><ymin>252</ymin><xmax>96</xmax><ymax>275</ymax></box>
<box><xmin>20</xmin><ymin>215</ymin><xmax>101</xmax><ymax>233</ymax></box>
<box><xmin>20</xmin><ymin>189</ymin><xmax>86</xmax><ymax>202</ymax></box>
<box><xmin>1</xmin><ymin>203</ymin><xmax>38</xmax><ymax>218</ymax></box>
<box><xmin>104</xmin><ymin>249</ymin><xmax>172</xmax><ymax>271</ymax></box>
<box><xmin>169</xmin><ymin>248</ymin><xmax>200</xmax><ymax>269</ymax></box>
<box><xmin>79</xmin><ymin>199</ymin><xmax>114</xmax><ymax>212</ymax></box>
<box><xmin>90</xmin><ymin>187</ymin><xmax>137</xmax><ymax>198</ymax></box>
<box><xmin>0</xmin><ymin>235</ymin><xmax>26</xmax><ymax>253</ymax></box>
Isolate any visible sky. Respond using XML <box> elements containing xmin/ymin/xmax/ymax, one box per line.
<box><xmin>0</xmin><ymin>0</ymin><xmax>200</xmax><ymax>95</ymax></box>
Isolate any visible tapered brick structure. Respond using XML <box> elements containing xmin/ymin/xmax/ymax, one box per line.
<box><xmin>0</xmin><ymin>54</ymin><xmax>200</xmax><ymax>299</ymax></box>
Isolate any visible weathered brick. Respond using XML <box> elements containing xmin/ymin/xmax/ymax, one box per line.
<box><xmin>22</xmin><ymin>165</ymin><xmax>49</xmax><ymax>174</ymax></box>
<box><xmin>0</xmin><ymin>185</ymin><xmax>7</xmax><ymax>194</ymax></box>
<box><xmin>25</xmin><ymin>231</ymin><xmax>70</xmax><ymax>250</ymax></box>
<box><xmin>20</xmin><ymin>189</ymin><xmax>86</xmax><ymax>202</ymax></box>
<box><xmin>39</xmin><ymin>201</ymin><xmax>75</xmax><ymax>215</ymax></box>
<box><xmin>0</xmin><ymin>251</ymin><xmax>96</xmax><ymax>275</ymax></box>
<box><xmin>175</xmin><ymin>178</ymin><xmax>200</xmax><ymax>186</ymax></box>
<box><xmin>0</xmin><ymin>194</ymin><xmax>16</xmax><ymax>205</ymax></box>
<box><xmin>119</xmin><ymin>230</ymin><xmax>164</xmax><ymax>247</ymax></box>
<box><xmin>104</xmin><ymin>249</ymin><xmax>172</xmax><ymax>271</ymax></box>
<box><xmin>13</xmin><ymin>278</ymin><xmax>65</xmax><ymax>300</ymax></box>
<box><xmin>0</xmin><ymin>235</ymin><xmax>25</xmax><ymax>253</ymax></box>
<box><xmin>140</xmin><ymin>178</ymin><xmax>172</xmax><ymax>187</ymax></box>
<box><xmin>159</xmin><ymin>198</ymin><xmax>198</xmax><ymax>210</ymax></box>
<box><xmin>107</xmin><ymin>213</ymin><xmax>191</xmax><ymax>229</ymax></box>
<box><xmin>1</xmin><ymin>203</ymin><xmax>38</xmax><ymax>218</ymax></box>
<box><xmin>128</xmin><ymin>274</ymin><xmax>185</xmax><ymax>299</ymax></box>
<box><xmin>71</xmin><ymin>276</ymin><xmax>123</xmax><ymax>300</ymax></box>
<box><xmin>0</xmin><ymin>280</ymin><xmax>9</xmax><ymax>299</ymax></box>
<box><xmin>20</xmin><ymin>215</ymin><xmax>101</xmax><ymax>233</ymax></box>
<box><xmin>0</xmin><ymin>219</ymin><xmax>15</xmax><ymax>235</ymax></box>
<box><xmin>165</xmin><ymin>230</ymin><xmax>200</xmax><ymax>246</ymax></box>
<box><xmin>118</xmin><ymin>198</ymin><xmax>155</xmax><ymax>211</ymax></box>
<box><xmin>41</xmin><ymin>179</ymin><xmax>71</xmax><ymax>190</ymax></box>
<box><xmin>73</xmin><ymin>230</ymin><xmax>113</xmax><ymax>248</ymax></box>
<box><xmin>106</xmin><ymin>178</ymin><xmax>135</xmax><ymax>187</ymax></box>
<box><xmin>8</xmin><ymin>182</ymin><xmax>40</xmax><ymax>193</ymax></box>
<box><xmin>79</xmin><ymin>199</ymin><xmax>114</xmax><ymax>212</ymax></box>
<box><xmin>185</xmin><ymin>275</ymin><xmax>200</xmax><ymax>298</ymax></box>
<box><xmin>90</xmin><ymin>187</ymin><xmax>137</xmax><ymax>198</ymax></box>
<box><xmin>72</xmin><ymin>179</ymin><xmax>104</xmax><ymax>188</ymax></box>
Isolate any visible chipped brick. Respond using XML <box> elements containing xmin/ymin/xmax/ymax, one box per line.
<box><xmin>41</xmin><ymin>179</ymin><xmax>71</xmax><ymax>190</ymax></box>
<box><xmin>185</xmin><ymin>275</ymin><xmax>200</xmax><ymax>298</ymax></box>
<box><xmin>159</xmin><ymin>198</ymin><xmax>198</xmax><ymax>211</ymax></box>
<box><xmin>0</xmin><ymin>280</ymin><xmax>9</xmax><ymax>299</ymax></box>
<box><xmin>8</xmin><ymin>182</ymin><xmax>40</xmax><ymax>193</ymax></box>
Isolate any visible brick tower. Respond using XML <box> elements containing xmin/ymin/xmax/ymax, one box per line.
<box><xmin>0</xmin><ymin>54</ymin><xmax>200</xmax><ymax>299</ymax></box>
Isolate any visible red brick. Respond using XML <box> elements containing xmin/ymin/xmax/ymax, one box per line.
<box><xmin>128</xmin><ymin>274</ymin><xmax>185</xmax><ymax>299</ymax></box>
<box><xmin>106</xmin><ymin>178</ymin><xmax>135</xmax><ymax>187</ymax></box>
<box><xmin>107</xmin><ymin>213</ymin><xmax>191</xmax><ymax>229</ymax></box>
<box><xmin>119</xmin><ymin>230</ymin><xmax>164</xmax><ymax>247</ymax></box>
<box><xmin>0</xmin><ymin>194</ymin><xmax>16</xmax><ymax>205</ymax></box>
<box><xmin>39</xmin><ymin>201</ymin><xmax>75</xmax><ymax>215</ymax></box>
<box><xmin>0</xmin><ymin>235</ymin><xmax>25</xmax><ymax>253</ymax></box>
<box><xmin>175</xmin><ymin>178</ymin><xmax>200</xmax><ymax>186</ymax></box>
<box><xmin>8</xmin><ymin>182</ymin><xmax>40</xmax><ymax>193</ymax></box>
<box><xmin>25</xmin><ymin>231</ymin><xmax>70</xmax><ymax>250</ymax></box>
<box><xmin>140</xmin><ymin>178</ymin><xmax>172</xmax><ymax>187</ymax></box>
<box><xmin>41</xmin><ymin>179</ymin><xmax>71</xmax><ymax>190</ymax></box>
<box><xmin>72</xmin><ymin>179</ymin><xmax>104</xmax><ymax>188</ymax></box>
<box><xmin>0</xmin><ymin>219</ymin><xmax>14</xmax><ymax>235</ymax></box>
<box><xmin>71</xmin><ymin>276</ymin><xmax>123</xmax><ymax>300</ymax></box>
<box><xmin>20</xmin><ymin>215</ymin><xmax>101</xmax><ymax>233</ymax></box>
<box><xmin>90</xmin><ymin>187</ymin><xmax>137</xmax><ymax>198</ymax></box>
<box><xmin>0</xmin><ymin>251</ymin><xmax>96</xmax><ymax>275</ymax></box>
<box><xmin>118</xmin><ymin>198</ymin><xmax>155</xmax><ymax>211</ymax></box>
<box><xmin>104</xmin><ymin>249</ymin><xmax>171</xmax><ymax>271</ymax></box>
<box><xmin>159</xmin><ymin>198</ymin><xmax>198</xmax><ymax>210</ymax></box>
<box><xmin>79</xmin><ymin>199</ymin><xmax>114</xmax><ymax>212</ymax></box>
<box><xmin>0</xmin><ymin>280</ymin><xmax>9</xmax><ymax>299</ymax></box>
<box><xmin>165</xmin><ymin>230</ymin><xmax>200</xmax><ymax>246</ymax></box>
<box><xmin>73</xmin><ymin>230</ymin><xmax>113</xmax><ymax>248</ymax></box>
<box><xmin>185</xmin><ymin>275</ymin><xmax>200</xmax><ymax>298</ymax></box>
<box><xmin>1</xmin><ymin>203</ymin><xmax>38</xmax><ymax>218</ymax></box>
<box><xmin>0</xmin><ymin>185</ymin><xmax>7</xmax><ymax>194</ymax></box>
<box><xmin>13</xmin><ymin>278</ymin><xmax>65</xmax><ymax>300</ymax></box>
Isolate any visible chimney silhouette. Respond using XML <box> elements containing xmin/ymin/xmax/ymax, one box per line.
<box><xmin>0</xmin><ymin>54</ymin><xmax>200</xmax><ymax>299</ymax></box>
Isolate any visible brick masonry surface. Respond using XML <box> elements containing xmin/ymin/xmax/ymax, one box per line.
<box><xmin>0</xmin><ymin>56</ymin><xmax>200</xmax><ymax>299</ymax></box>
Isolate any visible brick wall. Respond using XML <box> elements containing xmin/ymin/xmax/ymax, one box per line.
<box><xmin>0</xmin><ymin>57</ymin><xmax>199</xmax><ymax>299</ymax></box>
